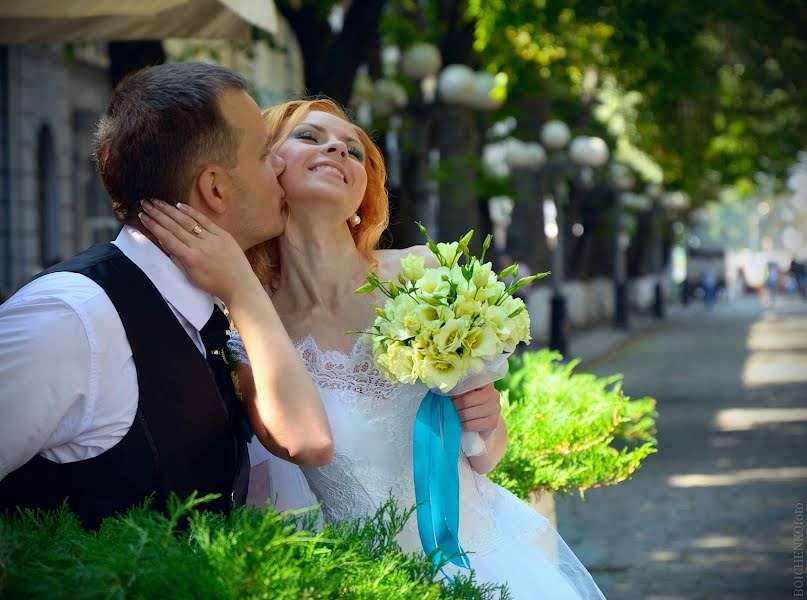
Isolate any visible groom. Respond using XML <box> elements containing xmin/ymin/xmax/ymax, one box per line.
<box><xmin>0</xmin><ymin>63</ymin><xmax>326</xmax><ymax>528</ymax></box>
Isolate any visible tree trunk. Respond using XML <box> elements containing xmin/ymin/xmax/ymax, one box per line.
<box><xmin>577</xmin><ymin>184</ymin><xmax>617</xmax><ymax>279</ymax></box>
<box><xmin>107</xmin><ymin>41</ymin><xmax>165</xmax><ymax>89</ymax></box>
<box><xmin>435</xmin><ymin>105</ymin><xmax>480</xmax><ymax>247</ymax></box>
<box><xmin>509</xmin><ymin>168</ymin><xmax>550</xmax><ymax>272</ymax></box>
<box><xmin>278</xmin><ymin>0</ymin><xmax>382</xmax><ymax>105</ymax></box>
<box><xmin>628</xmin><ymin>210</ymin><xmax>653</xmax><ymax>278</ymax></box>
<box><xmin>389</xmin><ymin>106</ymin><xmax>437</xmax><ymax>248</ymax></box>
<box><xmin>569</xmin><ymin>182</ymin><xmax>610</xmax><ymax>280</ymax></box>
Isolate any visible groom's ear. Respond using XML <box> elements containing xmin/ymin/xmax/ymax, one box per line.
<box><xmin>195</xmin><ymin>165</ymin><xmax>231</xmax><ymax>215</ymax></box>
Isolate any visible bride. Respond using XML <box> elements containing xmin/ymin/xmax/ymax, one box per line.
<box><xmin>140</xmin><ymin>98</ymin><xmax>605</xmax><ymax>599</ymax></box>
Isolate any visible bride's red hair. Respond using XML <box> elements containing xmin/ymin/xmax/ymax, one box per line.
<box><xmin>246</xmin><ymin>98</ymin><xmax>388</xmax><ymax>286</ymax></box>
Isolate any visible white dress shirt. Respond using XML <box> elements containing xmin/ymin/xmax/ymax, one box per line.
<box><xmin>0</xmin><ymin>225</ymin><xmax>216</xmax><ymax>481</ymax></box>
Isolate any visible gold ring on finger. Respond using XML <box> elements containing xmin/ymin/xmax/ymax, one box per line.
<box><xmin>191</xmin><ymin>223</ymin><xmax>204</xmax><ymax>236</ymax></box>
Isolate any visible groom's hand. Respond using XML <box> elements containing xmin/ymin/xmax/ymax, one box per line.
<box><xmin>451</xmin><ymin>384</ymin><xmax>502</xmax><ymax>439</ymax></box>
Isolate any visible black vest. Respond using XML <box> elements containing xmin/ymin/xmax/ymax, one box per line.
<box><xmin>0</xmin><ymin>243</ymin><xmax>249</xmax><ymax>528</ymax></box>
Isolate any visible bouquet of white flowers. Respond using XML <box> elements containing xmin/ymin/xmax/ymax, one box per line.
<box><xmin>353</xmin><ymin>225</ymin><xmax>546</xmax><ymax>570</ymax></box>
<box><xmin>355</xmin><ymin>223</ymin><xmax>544</xmax><ymax>427</ymax></box>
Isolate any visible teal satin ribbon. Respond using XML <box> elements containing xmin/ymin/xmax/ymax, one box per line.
<box><xmin>413</xmin><ymin>390</ymin><xmax>471</xmax><ymax>574</ymax></box>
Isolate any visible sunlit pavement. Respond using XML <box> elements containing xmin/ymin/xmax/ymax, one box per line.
<box><xmin>555</xmin><ymin>295</ymin><xmax>807</xmax><ymax>599</ymax></box>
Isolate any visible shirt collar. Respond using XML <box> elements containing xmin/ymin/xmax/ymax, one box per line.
<box><xmin>112</xmin><ymin>225</ymin><xmax>215</xmax><ymax>331</ymax></box>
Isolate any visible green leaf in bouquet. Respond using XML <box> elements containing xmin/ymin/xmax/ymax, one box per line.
<box><xmin>447</xmin><ymin>280</ymin><xmax>459</xmax><ymax>302</ymax></box>
<box><xmin>422</xmin><ymin>294</ymin><xmax>444</xmax><ymax>306</ymax></box>
<box><xmin>354</xmin><ymin>282</ymin><xmax>376</xmax><ymax>294</ymax></box>
<box><xmin>507</xmin><ymin>307</ymin><xmax>525</xmax><ymax>319</ymax></box>
<box><xmin>461</xmin><ymin>265</ymin><xmax>474</xmax><ymax>282</ymax></box>
<box><xmin>388</xmin><ymin>281</ymin><xmax>400</xmax><ymax>298</ymax></box>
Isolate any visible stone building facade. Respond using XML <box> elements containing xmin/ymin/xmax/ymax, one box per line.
<box><xmin>0</xmin><ymin>44</ymin><xmax>113</xmax><ymax>296</ymax></box>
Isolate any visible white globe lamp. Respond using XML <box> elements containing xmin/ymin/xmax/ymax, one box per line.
<box><xmin>437</xmin><ymin>64</ymin><xmax>477</xmax><ymax>105</ymax></box>
<box><xmin>570</xmin><ymin>136</ymin><xmax>609</xmax><ymax>168</ymax></box>
<box><xmin>540</xmin><ymin>120</ymin><xmax>571</xmax><ymax>151</ymax></box>
<box><xmin>401</xmin><ymin>43</ymin><xmax>442</xmax><ymax>80</ymax></box>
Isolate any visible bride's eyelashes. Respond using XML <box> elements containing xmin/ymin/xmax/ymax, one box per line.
<box><xmin>293</xmin><ymin>128</ymin><xmax>365</xmax><ymax>161</ymax></box>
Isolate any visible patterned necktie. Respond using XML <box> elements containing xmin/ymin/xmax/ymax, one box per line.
<box><xmin>200</xmin><ymin>305</ymin><xmax>237</xmax><ymax>420</ymax></box>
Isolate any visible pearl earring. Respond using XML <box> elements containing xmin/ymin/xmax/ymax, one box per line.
<box><xmin>349</xmin><ymin>214</ymin><xmax>361</xmax><ymax>226</ymax></box>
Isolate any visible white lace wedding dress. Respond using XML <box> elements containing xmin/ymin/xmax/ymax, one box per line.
<box><xmin>230</xmin><ymin>334</ymin><xmax>606</xmax><ymax>599</ymax></box>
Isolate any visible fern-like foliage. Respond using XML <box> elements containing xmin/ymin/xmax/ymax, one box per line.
<box><xmin>0</xmin><ymin>493</ymin><xmax>508</xmax><ymax>599</ymax></box>
<box><xmin>490</xmin><ymin>350</ymin><xmax>658</xmax><ymax>499</ymax></box>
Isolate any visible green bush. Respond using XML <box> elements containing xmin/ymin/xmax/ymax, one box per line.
<box><xmin>0</xmin><ymin>494</ymin><xmax>507</xmax><ymax>600</ymax></box>
<box><xmin>490</xmin><ymin>350</ymin><xmax>658</xmax><ymax>499</ymax></box>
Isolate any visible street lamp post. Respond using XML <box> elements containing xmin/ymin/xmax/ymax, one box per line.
<box><xmin>611</xmin><ymin>163</ymin><xmax>636</xmax><ymax>328</ymax></box>
<box><xmin>540</xmin><ymin>124</ymin><xmax>609</xmax><ymax>355</ymax></box>
<box><xmin>646</xmin><ymin>183</ymin><xmax>665</xmax><ymax>319</ymax></box>
<box><xmin>662</xmin><ymin>190</ymin><xmax>691</xmax><ymax>304</ymax></box>
<box><xmin>540</xmin><ymin>121</ymin><xmax>571</xmax><ymax>355</ymax></box>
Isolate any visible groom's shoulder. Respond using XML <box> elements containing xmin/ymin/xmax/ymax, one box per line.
<box><xmin>1</xmin><ymin>271</ymin><xmax>111</xmax><ymax>324</ymax></box>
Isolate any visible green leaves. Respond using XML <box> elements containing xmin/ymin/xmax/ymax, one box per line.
<box><xmin>490</xmin><ymin>350</ymin><xmax>658</xmax><ymax>498</ymax></box>
<box><xmin>354</xmin><ymin>282</ymin><xmax>376</xmax><ymax>294</ymax></box>
<box><xmin>1</xmin><ymin>495</ymin><xmax>507</xmax><ymax>599</ymax></box>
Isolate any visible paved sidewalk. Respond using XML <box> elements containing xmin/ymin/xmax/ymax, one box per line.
<box><xmin>563</xmin><ymin>301</ymin><xmax>703</xmax><ymax>367</ymax></box>
<box><xmin>553</xmin><ymin>295</ymin><xmax>807</xmax><ymax>599</ymax></box>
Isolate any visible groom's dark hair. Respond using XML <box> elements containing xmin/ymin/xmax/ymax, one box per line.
<box><xmin>94</xmin><ymin>62</ymin><xmax>249</xmax><ymax>222</ymax></box>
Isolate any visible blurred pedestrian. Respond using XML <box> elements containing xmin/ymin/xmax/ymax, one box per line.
<box><xmin>765</xmin><ymin>260</ymin><xmax>780</xmax><ymax>305</ymax></box>
<box><xmin>789</xmin><ymin>258</ymin><xmax>806</xmax><ymax>300</ymax></box>
<box><xmin>703</xmin><ymin>260</ymin><xmax>718</xmax><ymax>309</ymax></box>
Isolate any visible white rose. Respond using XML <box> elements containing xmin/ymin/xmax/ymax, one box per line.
<box><xmin>387</xmin><ymin>342</ymin><xmax>420</xmax><ymax>384</ymax></box>
<box><xmin>435</xmin><ymin>242</ymin><xmax>461</xmax><ymax>266</ymax></box>
<box><xmin>472</xmin><ymin>261</ymin><xmax>495</xmax><ymax>288</ymax></box>
<box><xmin>463</xmin><ymin>324</ymin><xmax>503</xmax><ymax>358</ymax></box>
<box><xmin>421</xmin><ymin>352</ymin><xmax>464</xmax><ymax>393</ymax></box>
<box><xmin>415</xmin><ymin>267</ymin><xmax>451</xmax><ymax>297</ymax></box>
<box><xmin>400</xmin><ymin>254</ymin><xmax>426</xmax><ymax>282</ymax></box>
<box><xmin>433</xmin><ymin>318</ymin><xmax>469</xmax><ymax>355</ymax></box>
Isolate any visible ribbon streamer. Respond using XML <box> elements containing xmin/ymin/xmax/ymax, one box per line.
<box><xmin>413</xmin><ymin>390</ymin><xmax>471</xmax><ymax>574</ymax></box>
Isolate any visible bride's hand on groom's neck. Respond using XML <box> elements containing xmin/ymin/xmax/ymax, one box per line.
<box><xmin>138</xmin><ymin>199</ymin><xmax>262</xmax><ymax>305</ymax></box>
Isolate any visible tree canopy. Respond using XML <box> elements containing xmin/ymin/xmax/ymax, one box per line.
<box><xmin>278</xmin><ymin>0</ymin><xmax>806</xmax><ymax>203</ymax></box>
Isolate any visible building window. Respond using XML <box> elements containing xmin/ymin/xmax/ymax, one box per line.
<box><xmin>36</xmin><ymin>124</ymin><xmax>61</xmax><ymax>267</ymax></box>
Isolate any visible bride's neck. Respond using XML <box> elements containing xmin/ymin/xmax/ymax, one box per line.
<box><xmin>274</xmin><ymin>218</ymin><xmax>371</xmax><ymax>312</ymax></box>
